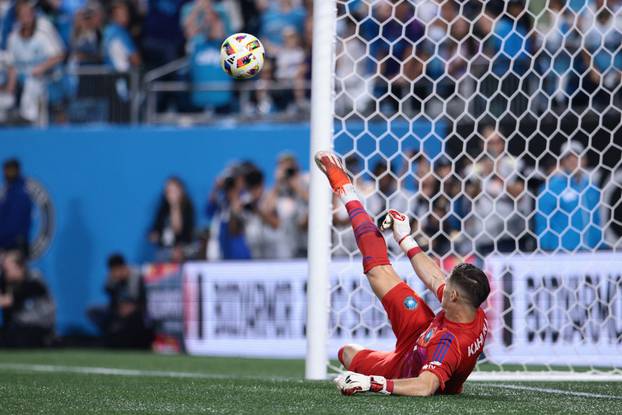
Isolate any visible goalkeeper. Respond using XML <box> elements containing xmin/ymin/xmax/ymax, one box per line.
<box><xmin>315</xmin><ymin>151</ymin><xmax>490</xmax><ymax>397</ymax></box>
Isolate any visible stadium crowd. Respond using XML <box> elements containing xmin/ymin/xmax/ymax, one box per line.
<box><xmin>0</xmin><ymin>0</ymin><xmax>621</xmax><ymax>123</ymax></box>
<box><xmin>0</xmin><ymin>0</ymin><xmax>313</xmax><ymax>123</ymax></box>
<box><xmin>335</xmin><ymin>0</ymin><xmax>622</xmax><ymax>118</ymax></box>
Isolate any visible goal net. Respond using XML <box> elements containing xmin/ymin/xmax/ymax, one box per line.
<box><xmin>309</xmin><ymin>0</ymin><xmax>622</xmax><ymax>381</ymax></box>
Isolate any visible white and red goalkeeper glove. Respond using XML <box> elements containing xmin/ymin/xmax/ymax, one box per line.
<box><xmin>381</xmin><ymin>209</ymin><xmax>422</xmax><ymax>258</ymax></box>
<box><xmin>333</xmin><ymin>371</ymin><xmax>394</xmax><ymax>396</ymax></box>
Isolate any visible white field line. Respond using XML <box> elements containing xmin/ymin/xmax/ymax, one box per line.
<box><xmin>0</xmin><ymin>363</ymin><xmax>295</xmax><ymax>382</ymax></box>
<box><xmin>479</xmin><ymin>383</ymin><xmax>622</xmax><ymax>400</ymax></box>
<box><xmin>468</xmin><ymin>371</ymin><xmax>622</xmax><ymax>382</ymax></box>
<box><xmin>2</xmin><ymin>363</ymin><xmax>621</xmax><ymax>400</ymax></box>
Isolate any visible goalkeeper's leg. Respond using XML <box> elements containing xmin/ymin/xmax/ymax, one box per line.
<box><xmin>315</xmin><ymin>151</ymin><xmax>401</xmax><ymax>299</ymax></box>
<box><xmin>316</xmin><ymin>151</ymin><xmax>435</xmax><ymax>372</ymax></box>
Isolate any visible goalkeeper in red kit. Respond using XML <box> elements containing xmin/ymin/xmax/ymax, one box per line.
<box><xmin>315</xmin><ymin>151</ymin><xmax>490</xmax><ymax>397</ymax></box>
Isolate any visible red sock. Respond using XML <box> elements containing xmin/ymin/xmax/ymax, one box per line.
<box><xmin>345</xmin><ymin>200</ymin><xmax>390</xmax><ymax>273</ymax></box>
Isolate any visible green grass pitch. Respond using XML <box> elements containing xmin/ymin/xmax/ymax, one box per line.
<box><xmin>0</xmin><ymin>350</ymin><xmax>621</xmax><ymax>414</ymax></box>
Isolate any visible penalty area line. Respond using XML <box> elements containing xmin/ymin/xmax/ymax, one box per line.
<box><xmin>0</xmin><ymin>363</ymin><xmax>295</xmax><ymax>382</ymax></box>
<box><xmin>479</xmin><ymin>383</ymin><xmax>622</xmax><ymax>400</ymax></box>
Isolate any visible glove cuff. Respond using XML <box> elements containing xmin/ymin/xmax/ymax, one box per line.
<box><xmin>399</xmin><ymin>235</ymin><xmax>422</xmax><ymax>259</ymax></box>
<box><xmin>386</xmin><ymin>379</ymin><xmax>395</xmax><ymax>394</ymax></box>
<box><xmin>370</xmin><ymin>376</ymin><xmax>394</xmax><ymax>395</ymax></box>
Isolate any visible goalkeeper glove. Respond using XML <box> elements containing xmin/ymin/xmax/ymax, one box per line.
<box><xmin>381</xmin><ymin>210</ymin><xmax>422</xmax><ymax>258</ymax></box>
<box><xmin>333</xmin><ymin>371</ymin><xmax>394</xmax><ymax>396</ymax></box>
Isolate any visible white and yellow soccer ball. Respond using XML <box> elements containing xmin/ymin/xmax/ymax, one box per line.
<box><xmin>220</xmin><ymin>33</ymin><xmax>265</xmax><ymax>79</ymax></box>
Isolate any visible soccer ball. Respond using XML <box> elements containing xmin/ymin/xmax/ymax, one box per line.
<box><xmin>220</xmin><ymin>33</ymin><xmax>265</xmax><ymax>79</ymax></box>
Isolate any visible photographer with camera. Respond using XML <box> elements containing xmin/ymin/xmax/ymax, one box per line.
<box><xmin>239</xmin><ymin>163</ymin><xmax>281</xmax><ymax>259</ymax></box>
<box><xmin>0</xmin><ymin>250</ymin><xmax>55</xmax><ymax>347</ymax></box>
<box><xmin>262</xmin><ymin>153</ymin><xmax>309</xmax><ymax>259</ymax></box>
<box><xmin>207</xmin><ymin>164</ymin><xmax>252</xmax><ymax>260</ymax></box>
<box><xmin>87</xmin><ymin>253</ymin><xmax>152</xmax><ymax>349</ymax></box>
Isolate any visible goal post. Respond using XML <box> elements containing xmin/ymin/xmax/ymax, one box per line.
<box><xmin>305</xmin><ymin>0</ymin><xmax>337</xmax><ymax>380</ymax></box>
<box><xmin>307</xmin><ymin>0</ymin><xmax>622</xmax><ymax>381</ymax></box>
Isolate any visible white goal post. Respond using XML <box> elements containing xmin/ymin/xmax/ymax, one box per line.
<box><xmin>305</xmin><ymin>0</ymin><xmax>337</xmax><ymax>380</ymax></box>
<box><xmin>306</xmin><ymin>0</ymin><xmax>622</xmax><ymax>381</ymax></box>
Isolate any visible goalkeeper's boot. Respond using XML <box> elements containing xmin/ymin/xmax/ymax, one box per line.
<box><xmin>314</xmin><ymin>151</ymin><xmax>352</xmax><ymax>194</ymax></box>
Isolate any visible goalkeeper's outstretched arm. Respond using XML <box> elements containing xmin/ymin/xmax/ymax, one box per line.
<box><xmin>381</xmin><ymin>210</ymin><xmax>446</xmax><ymax>295</ymax></box>
<box><xmin>334</xmin><ymin>370</ymin><xmax>440</xmax><ymax>397</ymax></box>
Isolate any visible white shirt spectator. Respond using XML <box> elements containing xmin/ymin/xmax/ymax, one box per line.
<box><xmin>7</xmin><ymin>17</ymin><xmax>63</xmax><ymax>81</ymax></box>
<box><xmin>275</xmin><ymin>46</ymin><xmax>304</xmax><ymax>81</ymax></box>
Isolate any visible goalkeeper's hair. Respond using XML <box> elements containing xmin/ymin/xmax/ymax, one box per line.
<box><xmin>449</xmin><ymin>263</ymin><xmax>490</xmax><ymax>308</ymax></box>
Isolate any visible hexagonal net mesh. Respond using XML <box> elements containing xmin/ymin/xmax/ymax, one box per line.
<box><xmin>327</xmin><ymin>0</ymin><xmax>622</xmax><ymax>379</ymax></box>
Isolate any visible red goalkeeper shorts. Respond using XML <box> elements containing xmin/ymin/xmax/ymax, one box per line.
<box><xmin>348</xmin><ymin>282</ymin><xmax>435</xmax><ymax>379</ymax></box>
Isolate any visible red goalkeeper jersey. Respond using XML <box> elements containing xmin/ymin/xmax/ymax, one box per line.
<box><xmin>399</xmin><ymin>284</ymin><xmax>489</xmax><ymax>394</ymax></box>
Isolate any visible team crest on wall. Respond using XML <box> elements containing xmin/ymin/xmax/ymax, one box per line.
<box><xmin>26</xmin><ymin>178</ymin><xmax>54</xmax><ymax>259</ymax></box>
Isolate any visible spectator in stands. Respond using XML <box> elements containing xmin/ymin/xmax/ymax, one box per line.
<box><xmin>0</xmin><ymin>0</ymin><xmax>16</xmax><ymax>50</ymax></box>
<box><xmin>69</xmin><ymin>2</ymin><xmax>104</xmax><ymax>66</ymax></box>
<box><xmin>410</xmin><ymin>168</ymin><xmax>451</xmax><ymax>256</ymax></box>
<box><xmin>149</xmin><ymin>177</ymin><xmax>196</xmax><ymax>262</ymax></box>
<box><xmin>535</xmin><ymin>0</ymin><xmax>580</xmax><ymax>110</ymax></box>
<box><xmin>359</xmin><ymin>0</ymin><xmax>425</xmax><ymax>113</ymax></box>
<box><xmin>334</xmin><ymin>18</ymin><xmax>371</xmax><ymax>116</ymax></box>
<box><xmin>581</xmin><ymin>2</ymin><xmax>622</xmax><ymax>110</ymax></box>
<box><xmin>461</xmin><ymin>128</ymin><xmax>530</xmax><ymax>256</ymax></box>
<box><xmin>239</xmin><ymin>0</ymin><xmax>259</xmax><ymax>34</ymax></box>
<box><xmin>0</xmin><ymin>250</ymin><xmax>55</xmax><ymax>347</ymax></box>
<box><xmin>367</xmin><ymin>159</ymin><xmax>413</xmax><ymax>218</ymax></box>
<box><xmin>0</xmin><ymin>158</ymin><xmax>32</xmax><ymax>256</ymax></box>
<box><xmin>0</xmin><ymin>47</ymin><xmax>14</xmax><ymax>121</ymax></box>
<box><xmin>253</xmin><ymin>56</ymin><xmax>279</xmax><ymax>114</ymax></box>
<box><xmin>365</xmin><ymin>159</ymin><xmax>416</xmax><ymax>255</ymax></box>
<box><xmin>87</xmin><ymin>253</ymin><xmax>152</xmax><ymax>348</ymax></box>
<box><xmin>103</xmin><ymin>1</ymin><xmax>140</xmax><ymax>72</ymax></box>
<box><xmin>396</xmin><ymin>150</ymin><xmax>430</xmax><ymax>192</ymax></box>
<box><xmin>261</xmin><ymin>153</ymin><xmax>309</xmax><ymax>258</ymax></box>
<box><xmin>39</xmin><ymin>0</ymin><xmax>76</xmax><ymax>47</ymax></box>
<box><xmin>258</xmin><ymin>0</ymin><xmax>306</xmax><ymax>54</ymax></box>
<box><xmin>418</xmin><ymin>0</ymin><xmax>466</xmax><ymax>101</ymax></box>
<box><xmin>466</xmin><ymin>126</ymin><xmax>524</xmax><ymax>181</ymax></box>
<box><xmin>4</xmin><ymin>0</ymin><xmax>65</xmax><ymax>123</ymax></box>
<box><xmin>184</xmin><ymin>3</ymin><xmax>233</xmax><ymax>113</ymax></box>
<box><xmin>535</xmin><ymin>141</ymin><xmax>602</xmax><ymax>251</ymax></box>
<box><xmin>274</xmin><ymin>26</ymin><xmax>307</xmax><ymax>112</ymax></box>
<box><xmin>141</xmin><ymin>0</ymin><xmax>192</xmax><ymax>70</ymax></box>
<box><xmin>181</xmin><ymin>0</ymin><xmax>234</xmax><ymax>45</ymax></box>
<box><xmin>421</xmin><ymin>157</ymin><xmax>459</xmax><ymax>256</ymax></box>
<box><xmin>476</xmin><ymin>0</ymin><xmax>532</xmax><ymax>87</ymax></box>
<box><xmin>206</xmin><ymin>165</ymin><xmax>252</xmax><ymax>259</ymax></box>
<box><xmin>240</xmin><ymin>164</ymin><xmax>280</xmax><ymax>259</ymax></box>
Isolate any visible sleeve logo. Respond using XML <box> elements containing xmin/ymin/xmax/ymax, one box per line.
<box><xmin>403</xmin><ymin>295</ymin><xmax>418</xmax><ymax>310</ymax></box>
<box><xmin>423</xmin><ymin>328</ymin><xmax>435</xmax><ymax>343</ymax></box>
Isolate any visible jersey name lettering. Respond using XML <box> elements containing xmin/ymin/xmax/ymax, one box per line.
<box><xmin>467</xmin><ymin>318</ymin><xmax>488</xmax><ymax>357</ymax></box>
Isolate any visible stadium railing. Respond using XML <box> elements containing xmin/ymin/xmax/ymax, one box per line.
<box><xmin>142</xmin><ymin>58</ymin><xmax>312</xmax><ymax>125</ymax></box>
<box><xmin>36</xmin><ymin>65</ymin><xmax>141</xmax><ymax>126</ymax></box>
